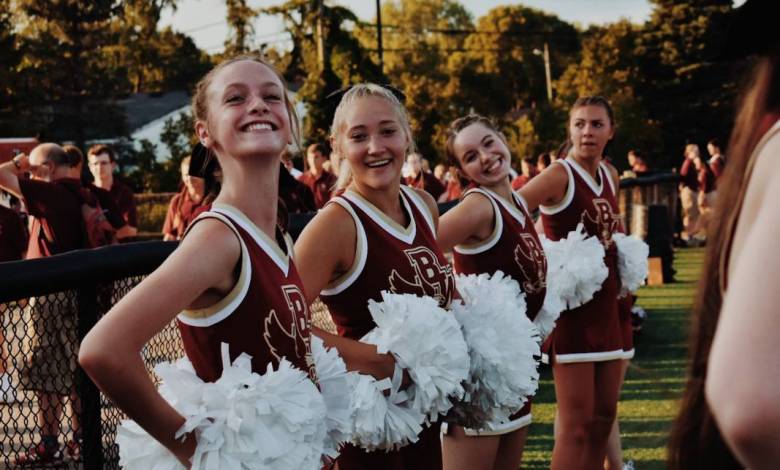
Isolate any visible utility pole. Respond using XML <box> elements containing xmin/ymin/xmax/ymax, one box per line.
<box><xmin>316</xmin><ymin>0</ymin><xmax>325</xmax><ymax>71</ymax></box>
<box><xmin>533</xmin><ymin>42</ymin><xmax>553</xmax><ymax>102</ymax></box>
<box><xmin>376</xmin><ymin>0</ymin><xmax>383</xmax><ymax>74</ymax></box>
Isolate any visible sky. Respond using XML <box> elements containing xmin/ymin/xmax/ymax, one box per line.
<box><xmin>160</xmin><ymin>1</ymin><xmax>656</xmax><ymax>54</ymax></box>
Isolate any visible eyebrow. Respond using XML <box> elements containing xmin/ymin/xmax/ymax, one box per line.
<box><xmin>222</xmin><ymin>81</ymin><xmax>282</xmax><ymax>92</ymax></box>
<box><xmin>481</xmin><ymin>134</ymin><xmax>493</xmax><ymax>144</ymax></box>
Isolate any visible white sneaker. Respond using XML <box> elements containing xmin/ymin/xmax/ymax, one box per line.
<box><xmin>623</xmin><ymin>461</ymin><xmax>635</xmax><ymax>470</ymax></box>
<box><xmin>0</xmin><ymin>372</ymin><xmax>18</xmax><ymax>403</ymax></box>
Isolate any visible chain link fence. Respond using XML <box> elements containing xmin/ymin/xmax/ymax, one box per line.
<box><xmin>0</xmin><ymin>240</ymin><xmax>337</xmax><ymax>469</ymax></box>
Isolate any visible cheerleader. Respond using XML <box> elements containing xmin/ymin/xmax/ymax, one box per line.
<box><xmin>78</xmin><ymin>56</ymin><xmax>317</xmax><ymax>466</ymax></box>
<box><xmin>518</xmin><ymin>96</ymin><xmax>624</xmax><ymax>469</ymax></box>
<box><xmin>437</xmin><ymin>114</ymin><xmax>547</xmax><ymax>470</ymax></box>
<box><xmin>295</xmin><ymin>83</ymin><xmax>455</xmax><ymax>470</ymax></box>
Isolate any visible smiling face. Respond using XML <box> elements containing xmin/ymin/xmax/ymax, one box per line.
<box><xmin>195</xmin><ymin>60</ymin><xmax>291</xmax><ymax>163</ymax></box>
<box><xmin>451</xmin><ymin>122</ymin><xmax>511</xmax><ymax>187</ymax></box>
<box><xmin>335</xmin><ymin>95</ymin><xmax>409</xmax><ymax>192</ymax></box>
<box><xmin>569</xmin><ymin>104</ymin><xmax>614</xmax><ymax>160</ymax></box>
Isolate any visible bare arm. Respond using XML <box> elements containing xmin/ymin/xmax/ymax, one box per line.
<box><xmin>517</xmin><ymin>162</ymin><xmax>569</xmax><ymax>213</ymax></box>
<box><xmin>706</xmin><ymin>148</ymin><xmax>780</xmax><ymax>468</ymax></box>
<box><xmin>79</xmin><ymin>219</ymin><xmax>240</xmax><ymax>466</ymax></box>
<box><xmin>0</xmin><ymin>154</ymin><xmax>25</xmax><ymax>199</ymax></box>
<box><xmin>437</xmin><ymin>192</ymin><xmax>494</xmax><ymax>253</ymax></box>
<box><xmin>294</xmin><ymin>203</ymin><xmax>396</xmax><ymax>379</ymax></box>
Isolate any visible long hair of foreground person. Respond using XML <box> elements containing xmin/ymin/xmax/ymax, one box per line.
<box><xmin>667</xmin><ymin>52</ymin><xmax>780</xmax><ymax>469</ymax></box>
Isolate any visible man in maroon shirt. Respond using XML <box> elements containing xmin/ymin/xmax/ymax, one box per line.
<box><xmin>0</xmin><ymin>144</ymin><xmax>85</xmax><ymax>464</ymax></box>
<box><xmin>298</xmin><ymin>143</ymin><xmax>337</xmax><ymax>209</ymax></box>
<box><xmin>87</xmin><ymin>144</ymin><xmax>138</xmax><ymax>237</ymax></box>
<box><xmin>405</xmin><ymin>152</ymin><xmax>445</xmax><ymax>200</ymax></box>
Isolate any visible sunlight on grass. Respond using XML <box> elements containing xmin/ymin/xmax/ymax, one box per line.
<box><xmin>517</xmin><ymin>248</ymin><xmax>703</xmax><ymax>469</ymax></box>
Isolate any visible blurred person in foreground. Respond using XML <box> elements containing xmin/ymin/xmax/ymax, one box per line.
<box><xmin>669</xmin><ymin>1</ymin><xmax>780</xmax><ymax>468</ymax></box>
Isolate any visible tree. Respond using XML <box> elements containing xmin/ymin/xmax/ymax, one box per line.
<box><xmin>225</xmin><ymin>0</ymin><xmax>256</xmax><ymax>56</ymax></box>
<box><xmin>14</xmin><ymin>0</ymin><xmax>126</xmax><ymax>145</ymax></box>
<box><xmin>262</xmin><ymin>0</ymin><xmax>383</xmax><ymax>144</ymax></box>
<box><xmin>356</xmin><ymin>0</ymin><xmax>474</xmax><ymax>161</ymax></box>
<box><xmin>635</xmin><ymin>0</ymin><xmax>737</xmax><ymax>167</ymax></box>
<box><xmin>0</xmin><ymin>1</ymin><xmax>26</xmax><ymax>136</ymax></box>
<box><xmin>555</xmin><ymin>21</ymin><xmax>661</xmax><ymax>170</ymax></box>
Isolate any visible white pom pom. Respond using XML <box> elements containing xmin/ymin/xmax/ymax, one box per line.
<box><xmin>361</xmin><ymin>292</ymin><xmax>470</xmax><ymax>422</ymax></box>
<box><xmin>451</xmin><ymin>272</ymin><xmax>541</xmax><ymax>427</ymax></box>
<box><xmin>541</xmin><ymin>224</ymin><xmax>609</xmax><ymax>310</ymax></box>
<box><xmin>117</xmin><ymin>420</ymin><xmax>185</xmax><ymax>470</ymax></box>
<box><xmin>349</xmin><ymin>367</ymin><xmax>426</xmax><ymax>451</ymax></box>
<box><xmin>613</xmin><ymin>233</ymin><xmax>649</xmax><ymax>297</ymax></box>
<box><xmin>534</xmin><ymin>286</ymin><xmax>564</xmax><ymax>341</ymax></box>
<box><xmin>311</xmin><ymin>336</ymin><xmax>355</xmax><ymax>458</ymax></box>
<box><xmin>118</xmin><ymin>343</ymin><xmax>327</xmax><ymax>470</ymax></box>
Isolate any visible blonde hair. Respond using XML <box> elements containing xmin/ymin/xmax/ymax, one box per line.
<box><xmin>191</xmin><ymin>54</ymin><xmax>301</xmax><ymax>153</ymax></box>
<box><xmin>329</xmin><ymin>83</ymin><xmax>415</xmax><ymax>189</ymax></box>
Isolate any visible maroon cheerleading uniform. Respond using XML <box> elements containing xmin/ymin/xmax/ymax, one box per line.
<box><xmin>451</xmin><ymin>187</ymin><xmax>547</xmax><ymax>435</ymax></box>
<box><xmin>540</xmin><ymin>158</ymin><xmax>623</xmax><ymax>363</ymax></box>
<box><xmin>176</xmin><ymin>204</ymin><xmax>315</xmax><ymax>383</ymax></box>
<box><xmin>320</xmin><ymin>185</ymin><xmax>455</xmax><ymax>470</ymax></box>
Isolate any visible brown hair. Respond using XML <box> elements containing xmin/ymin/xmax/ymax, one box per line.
<box><xmin>569</xmin><ymin>95</ymin><xmax>615</xmax><ymax>125</ymax></box>
<box><xmin>87</xmin><ymin>144</ymin><xmax>116</xmax><ymax>162</ymax></box>
<box><xmin>444</xmin><ymin>113</ymin><xmax>507</xmax><ymax>169</ymax></box>
<box><xmin>191</xmin><ymin>54</ymin><xmax>301</xmax><ymax>152</ymax></box>
<box><xmin>63</xmin><ymin>145</ymin><xmax>84</xmax><ymax>168</ymax></box>
<box><xmin>667</xmin><ymin>54</ymin><xmax>780</xmax><ymax>470</ymax></box>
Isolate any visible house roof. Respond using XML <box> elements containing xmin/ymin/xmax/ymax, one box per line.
<box><xmin>118</xmin><ymin>91</ymin><xmax>191</xmax><ymax>133</ymax></box>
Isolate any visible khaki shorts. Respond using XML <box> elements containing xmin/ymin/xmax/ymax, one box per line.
<box><xmin>19</xmin><ymin>294</ymin><xmax>79</xmax><ymax>394</ymax></box>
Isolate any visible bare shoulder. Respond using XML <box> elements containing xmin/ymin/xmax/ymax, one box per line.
<box><xmin>519</xmin><ymin>161</ymin><xmax>569</xmax><ymax>210</ymax></box>
<box><xmin>604</xmin><ymin>161</ymin><xmax>620</xmax><ymax>188</ymax></box>
<box><xmin>298</xmin><ymin>201</ymin><xmax>356</xmax><ymax>246</ymax></box>
<box><xmin>412</xmin><ymin>187</ymin><xmax>440</xmax><ymax>220</ymax></box>
<box><xmin>173</xmin><ymin>217</ymin><xmax>241</xmax><ymax>279</ymax></box>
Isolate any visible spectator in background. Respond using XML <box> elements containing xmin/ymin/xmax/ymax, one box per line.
<box><xmin>706</xmin><ymin>138</ymin><xmax>726</xmax><ymax>182</ymax></box>
<box><xmin>439</xmin><ymin>166</ymin><xmax>464</xmax><ymax>202</ymax></box>
<box><xmin>405</xmin><ymin>151</ymin><xmax>445</xmax><ymax>200</ymax></box>
<box><xmin>162</xmin><ymin>157</ymin><xmax>206</xmax><ymax>241</ymax></box>
<box><xmin>0</xmin><ymin>144</ymin><xmax>85</xmax><ymax>464</ymax></box>
<box><xmin>0</xmin><ymin>189</ymin><xmax>27</xmax><ymax>403</ymax></box>
<box><xmin>433</xmin><ymin>163</ymin><xmax>447</xmax><ymax>185</ymax></box>
<box><xmin>421</xmin><ymin>157</ymin><xmax>432</xmax><ymax>174</ymax></box>
<box><xmin>679</xmin><ymin>143</ymin><xmax>701</xmax><ymax>241</ymax></box>
<box><xmin>279</xmin><ymin>161</ymin><xmax>316</xmax><ymax>215</ymax></box>
<box><xmin>298</xmin><ymin>142</ymin><xmax>337</xmax><ymax>209</ymax></box>
<box><xmin>512</xmin><ymin>156</ymin><xmax>538</xmax><ymax>190</ymax></box>
<box><xmin>63</xmin><ymin>145</ymin><xmax>132</xmax><ymax>241</ymax></box>
<box><xmin>87</xmin><ymin>144</ymin><xmax>137</xmax><ymax>237</ymax></box>
<box><xmin>537</xmin><ymin>151</ymin><xmax>552</xmax><ymax>173</ymax></box>
<box><xmin>627</xmin><ymin>149</ymin><xmax>650</xmax><ymax>175</ymax></box>
<box><xmin>689</xmin><ymin>150</ymin><xmax>717</xmax><ymax>242</ymax></box>
<box><xmin>281</xmin><ymin>149</ymin><xmax>302</xmax><ymax>178</ymax></box>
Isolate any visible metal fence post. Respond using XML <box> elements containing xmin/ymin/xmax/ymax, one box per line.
<box><xmin>76</xmin><ymin>284</ymin><xmax>104</xmax><ymax>470</ymax></box>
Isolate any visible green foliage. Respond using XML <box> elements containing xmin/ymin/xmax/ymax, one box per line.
<box><xmin>136</xmin><ymin>197</ymin><xmax>171</xmax><ymax>233</ymax></box>
<box><xmin>634</xmin><ymin>0</ymin><xmax>737</xmax><ymax>167</ymax></box>
<box><xmin>263</xmin><ymin>0</ymin><xmax>384</xmax><ymax>144</ymax></box>
<box><xmin>503</xmin><ymin>115</ymin><xmax>539</xmax><ymax>163</ymax></box>
<box><xmin>224</xmin><ymin>0</ymin><xmax>255</xmax><ymax>56</ymax></box>
<box><xmin>555</xmin><ymin>21</ymin><xmax>662</xmax><ymax>170</ymax></box>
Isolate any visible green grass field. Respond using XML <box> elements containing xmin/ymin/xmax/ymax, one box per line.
<box><xmin>521</xmin><ymin>247</ymin><xmax>704</xmax><ymax>469</ymax></box>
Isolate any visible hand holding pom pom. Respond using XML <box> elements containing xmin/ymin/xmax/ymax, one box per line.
<box><xmin>613</xmin><ymin>233</ymin><xmax>649</xmax><ymax>297</ymax></box>
<box><xmin>361</xmin><ymin>292</ymin><xmax>470</xmax><ymax>422</ymax></box>
<box><xmin>541</xmin><ymin>224</ymin><xmax>609</xmax><ymax>310</ymax></box>
<box><xmin>117</xmin><ymin>343</ymin><xmax>328</xmax><ymax>470</ymax></box>
<box><xmin>450</xmin><ymin>272</ymin><xmax>541</xmax><ymax>428</ymax></box>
